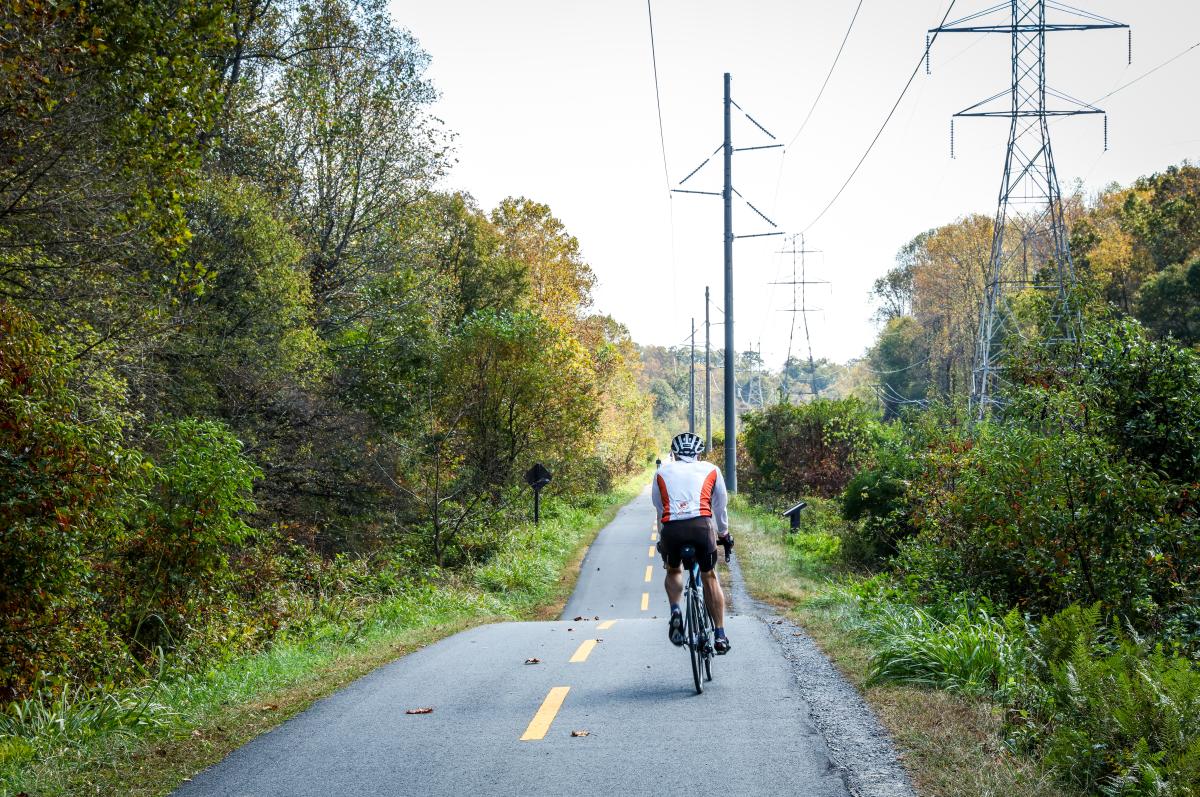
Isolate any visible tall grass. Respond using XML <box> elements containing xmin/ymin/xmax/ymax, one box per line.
<box><xmin>855</xmin><ymin>601</ymin><xmax>1030</xmax><ymax>700</ymax></box>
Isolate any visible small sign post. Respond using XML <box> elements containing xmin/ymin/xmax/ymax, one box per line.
<box><xmin>782</xmin><ymin>501</ymin><xmax>808</xmax><ymax>533</ymax></box>
<box><xmin>524</xmin><ymin>463</ymin><xmax>552</xmax><ymax>524</ymax></box>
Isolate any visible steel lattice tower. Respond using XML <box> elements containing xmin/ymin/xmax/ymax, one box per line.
<box><xmin>929</xmin><ymin>1</ymin><xmax>1128</xmax><ymax>417</ymax></box>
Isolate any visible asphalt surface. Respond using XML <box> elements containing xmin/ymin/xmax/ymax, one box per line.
<box><xmin>175</xmin><ymin>487</ymin><xmax>878</xmax><ymax>797</ymax></box>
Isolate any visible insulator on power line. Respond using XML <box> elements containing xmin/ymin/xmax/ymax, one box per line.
<box><xmin>1103</xmin><ymin>114</ymin><xmax>1108</xmax><ymax>151</ymax></box>
<box><xmin>1127</xmin><ymin>29</ymin><xmax>1132</xmax><ymax>65</ymax></box>
<box><xmin>925</xmin><ymin>35</ymin><xmax>931</xmax><ymax>74</ymax></box>
<box><xmin>950</xmin><ymin>118</ymin><xmax>955</xmax><ymax>159</ymax></box>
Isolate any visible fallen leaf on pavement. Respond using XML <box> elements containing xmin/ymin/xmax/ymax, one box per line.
<box><xmin>525</xmin><ymin>657</ymin><xmax>541</xmax><ymax>665</ymax></box>
<box><xmin>573</xmin><ymin>616</ymin><xmax>585</xmax><ymax>621</ymax></box>
<box><xmin>405</xmin><ymin>707</ymin><xmax>434</xmax><ymax>715</ymax></box>
<box><xmin>592</xmin><ymin>615</ymin><xmax>600</xmax><ymax>620</ymax></box>
<box><xmin>571</xmin><ymin>730</ymin><xmax>590</xmax><ymax>737</ymax></box>
<box><xmin>567</xmin><ymin>627</ymin><xmax>574</xmax><ymax>632</ymax></box>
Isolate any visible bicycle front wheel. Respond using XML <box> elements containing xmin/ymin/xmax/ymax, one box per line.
<box><xmin>687</xmin><ymin>587</ymin><xmax>704</xmax><ymax>694</ymax></box>
<box><xmin>703</xmin><ymin>606</ymin><xmax>715</xmax><ymax>681</ymax></box>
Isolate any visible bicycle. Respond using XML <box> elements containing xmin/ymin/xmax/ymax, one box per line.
<box><xmin>679</xmin><ymin>541</ymin><xmax>731</xmax><ymax>694</ymax></box>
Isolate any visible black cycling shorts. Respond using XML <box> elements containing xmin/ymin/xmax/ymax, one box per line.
<box><xmin>657</xmin><ymin>516</ymin><xmax>718</xmax><ymax>572</ymax></box>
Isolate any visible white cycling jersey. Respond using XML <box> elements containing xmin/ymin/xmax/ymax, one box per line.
<box><xmin>651</xmin><ymin>456</ymin><xmax>729</xmax><ymax>535</ymax></box>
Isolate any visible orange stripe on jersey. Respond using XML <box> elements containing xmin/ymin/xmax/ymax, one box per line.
<box><xmin>698</xmin><ymin>469</ymin><xmax>718</xmax><ymax>517</ymax></box>
<box><xmin>657</xmin><ymin>474</ymin><xmax>671</xmax><ymax>523</ymax></box>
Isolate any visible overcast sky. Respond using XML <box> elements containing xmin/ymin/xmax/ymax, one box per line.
<box><xmin>389</xmin><ymin>0</ymin><xmax>1200</xmax><ymax>365</ymax></box>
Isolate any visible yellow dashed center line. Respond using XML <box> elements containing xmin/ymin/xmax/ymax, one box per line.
<box><xmin>520</xmin><ymin>686</ymin><xmax>570</xmax><ymax>741</ymax></box>
<box><xmin>640</xmin><ymin>592</ymin><xmax>649</xmax><ymax>611</ymax></box>
<box><xmin>650</xmin><ymin>532</ymin><xmax>658</xmax><ymax>542</ymax></box>
<box><xmin>569</xmin><ymin>639</ymin><xmax>598</xmax><ymax>663</ymax></box>
<box><xmin>597</xmin><ymin>620</ymin><xmax>616</xmax><ymax>630</ymax></box>
<box><xmin>644</xmin><ymin>565</ymin><xmax>653</xmax><ymax>582</ymax></box>
<box><xmin>648</xmin><ymin>545</ymin><xmax>656</xmax><ymax>558</ymax></box>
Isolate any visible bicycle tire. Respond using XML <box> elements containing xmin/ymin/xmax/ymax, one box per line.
<box><xmin>703</xmin><ymin>606</ymin><xmax>715</xmax><ymax>681</ymax></box>
<box><xmin>687</xmin><ymin>577</ymin><xmax>704</xmax><ymax>694</ymax></box>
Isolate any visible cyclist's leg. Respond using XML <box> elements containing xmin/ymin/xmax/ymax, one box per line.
<box><xmin>658</xmin><ymin>533</ymin><xmax>686</xmax><ymax>646</ymax></box>
<box><xmin>658</xmin><ymin>536</ymin><xmax>684</xmax><ymax>606</ymax></box>
<box><xmin>699</xmin><ymin>558</ymin><xmax>725</xmax><ymax>629</ymax></box>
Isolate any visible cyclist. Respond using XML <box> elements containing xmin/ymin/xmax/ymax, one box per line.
<box><xmin>652</xmin><ymin>432</ymin><xmax>733</xmax><ymax>654</ymax></box>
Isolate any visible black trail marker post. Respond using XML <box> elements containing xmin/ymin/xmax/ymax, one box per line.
<box><xmin>525</xmin><ymin>463</ymin><xmax>552</xmax><ymax>524</ymax></box>
<box><xmin>782</xmin><ymin>501</ymin><xmax>808</xmax><ymax>535</ymax></box>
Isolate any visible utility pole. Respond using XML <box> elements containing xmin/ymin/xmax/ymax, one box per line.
<box><xmin>773</xmin><ymin>234</ymin><xmax>828</xmax><ymax>402</ymax></box>
<box><xmin>689</xmin><ymin>317</ymin><xmax>696</xmax><ymax>433</ymax></box>
<box><xmin>704</xmin><ymin>286</ymin><xmax>712</xmax><ymax>454</ymax></box>
<box><xmin>672</xmin><ymin>73</ymin><xmax>782</xmax><ymax>492</ymax></box>
<box><xmin>928</xmin><ymin>1</ymin><xmax>1128</xmax><ymax>418</ymax></box>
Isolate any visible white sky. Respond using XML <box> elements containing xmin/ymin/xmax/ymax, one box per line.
<box><xmin>389</xmin><ymin>0</ymin><xmax>1200</xmax><ymax>366</ymax></box>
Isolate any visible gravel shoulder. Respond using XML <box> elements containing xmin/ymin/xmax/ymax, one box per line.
<box><xmin>727</xmin><ymin>556</ymin><xmax>917</xmax><ymax>797</ymax></box>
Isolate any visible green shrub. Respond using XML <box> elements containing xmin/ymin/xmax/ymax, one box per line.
<box><xmin>743</xmin><ymin>398</ymin><xmax>881</xmax><ymax>498</ymax></box>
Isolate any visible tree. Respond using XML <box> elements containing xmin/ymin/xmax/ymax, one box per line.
<box><xmin>252</xmin><ymin>0</ymin><xmax>449</xmax><ymax>331</ymax></box>
<box><xmin>868</xmin><ymin>317</ymin><xmax>930</xmax><ymax>419</ymax></box>
<box><xmin>491</xmin><ymin>198</ymin><xmax>596</xmax><ymax>328</ymax></box>
<box><xmin>1134</xmin><ymin>258</ymin><xmax>1200</xmax><ymax>346</ymax></box>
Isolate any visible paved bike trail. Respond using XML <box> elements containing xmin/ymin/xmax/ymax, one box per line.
<box><xmin>175</xmin><ymin>487</ymin><xmax>851</xmax><ymax>797</ymax></box>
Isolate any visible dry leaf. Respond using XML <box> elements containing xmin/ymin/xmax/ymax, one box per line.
<box><xmin>191</xmin><ymin>730</ymin><xmax>204</xmax><ymax>738</ymax></box>
<box><xmin>570</xmin><ymin>729</ymin><xmax>590</xmax><ymax>737</ymax></box>
<box><xmin>405</xmin><ymin>707</ymin><xmax>434</xmax><ymax>715</ymax></box>
<box><xmin>524</xmin><ymin>657</ymin><xmax>541</xmax><ymax>665</ymax></box>
<box><xmin>573</xmin><ymin>616</ymin><xmax>585</xmax><ymax>621</ymax></box>
<box><xmin>592</xmin><ymin>615</ymin><xmax>600</xmax><ymax>620</ymax></box>
<box><xmin>260</xmin><ymin>703</ymin><xmax>279</xmax><ymax>711</ymax></box>
<box><xmin>567</xmin><ymin>627</ymin><xmax>574</xmax><ymax>632</ymax></box>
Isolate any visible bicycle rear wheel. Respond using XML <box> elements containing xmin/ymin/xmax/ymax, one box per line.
<box><xmin>686</xmin><ymin>585</ymin><xmax>704</xmax><ymax>694</ymax></box>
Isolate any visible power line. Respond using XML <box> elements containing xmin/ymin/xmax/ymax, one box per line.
<box><xmin>784</xmin><ymin>0</ymin><xmax>866</xmax><ymax>150</ymax></box>
<box><xmin>1091</xmin><ymin>38</ymin><xmax>1200</xmax><ymax>105</ymax></box>
<box><xmin>800</xmin><ymin>0</ymin><xmax>960</xmax><ymax>234</ymax></box>
<box><xmin>645</xmin><ymin>0</ymin><xmax>680</xmax><ymax>328</ymax></box>
<box><xmin>646</xmin><ymin>0</ymin><xmax>671</xmax><ymax>190</ymax></box>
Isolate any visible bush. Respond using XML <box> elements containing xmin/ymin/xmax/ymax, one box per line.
<box><xmin>742</xmin><ymin>398</ymin><xmax>881</xmax><ymax>498</ymax></box>
<box><xmin>0</xmin><ymin>305</ymin><xmax>134</xmax><ymax>698</ymax></box>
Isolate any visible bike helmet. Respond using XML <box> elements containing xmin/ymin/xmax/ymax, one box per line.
<box><xmin>670</xmin><ymin>431</ymin><xmax>705</xmax><ymax>458</ymax></box>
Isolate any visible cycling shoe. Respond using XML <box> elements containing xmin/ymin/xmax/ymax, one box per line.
<box><xmin>668</xmin><ymin>612</ymin><xmax>685</xmax><ymax>647</ymax></box>
<box><xmin>714</xmin><ymin>635</ymin><xmax>731</xmax><ymax>655</ymax></box>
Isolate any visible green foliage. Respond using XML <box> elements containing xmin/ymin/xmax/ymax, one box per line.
<box><xmin>1124</xmin><ymin>164</ymin><xmax>1200</xmax><ymax>271</ymax></box>
<box><xmin>1079</xmin><ymin>317</ymin><xmax>1200</xmax><ymax>482</ymax></box>
<box><xmin>0</xmin><ymin>305</ymin><xmax>132</xmax><ymax>697</ymax></box>
<box><xmin>1134</xmin><ymin>259</ymin><xmax>1200</xmax><ymax>346</ymax></box>
<box><xmin>743</xmin><ymin>398</ymin><xmax>881</xmax><ymax>498</ymax></box>
<box><xmin>1018</xmin><ymin>609</ymin><xmax>1200</xmax><ymax>796</ymax></box>
<box><xmin>861</xmin><ymin>602</ymin><xmax>1030</xmax><ymax>700</ymax></box>
<box><xmin>868</xmin><ymin>316</ymin><xmax>930</xmax><ymax>418</ymax></box>
<box><xmin>117</xmin><ymin>419</ymin><xmax>262</xmax><ymax>653</ymax></box>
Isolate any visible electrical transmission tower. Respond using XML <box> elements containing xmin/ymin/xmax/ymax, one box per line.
<box><xmin>673</xmin><ymin>73</ymin><xmax>783</xmax><ymax>492</ymax></box>
<box><xmin>773</xmin><ymin>234</ymin><xmax>828</xmax><ymax>402</ymax></box>
<box><xmin>928</xmin><ymin>1</ymin><xmax>1129</xmax><ymax>417</ymax></box>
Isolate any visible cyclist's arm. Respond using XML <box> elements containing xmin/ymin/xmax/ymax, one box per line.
<box><xmin>712</xmin><ymin>468</ymin><xmax>729</xmax><ymax>537</ymax></box>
